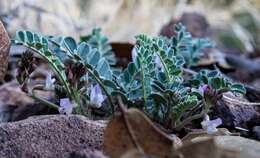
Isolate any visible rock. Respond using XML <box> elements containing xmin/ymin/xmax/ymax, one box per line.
<box><xmin>178</xmin><ymin>136</ymin><xmax>260</xmax><ymax>158</ymax></box>
<box><xmin>215</xmin><ymin>136</ymin><xmax>260</xmax><ymax>157</ymax></box>
<box><xmin>160</xmin><ymin>13</ymin><xmax>210</xmax><ymax>38</ymax></box>
<box><xmin>0</xmin><ymin>115</ymin><xmax>106</xmax><ymax>158</ymax></box>
<box><xmin>0</xmin><ymin>82</ymin><xmax>57</xmax><ymax>122</ymax></box>
<box><xmin>252</xmin><ymin>126</ymin><xmax>260</xmax><ymax>140</ymax></box>
<box><xmin>211</xmin><ymin>93</ymin><xmax>259</xmax><ymax>129</ymax></box>
<box><xmin>69</xmin><ymin>148</ymin><xmax>107</xmax><ymax>158</ymax></box>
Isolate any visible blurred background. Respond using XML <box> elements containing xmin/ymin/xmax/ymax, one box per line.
<box><xmin>0</xmin><ymin>0</ymin><xmax>259</xmax><ymax>55</ymax></box>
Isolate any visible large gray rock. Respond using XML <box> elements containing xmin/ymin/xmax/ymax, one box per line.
<box><xmin>0</xmin><ymin>115</ymin><xmax>107</xmax><ymax>158</ymax></box>
<box><xmin>212</xmin><ymin>93</ymin><xmax>259</xmax><ymax>129</ymax></box>
<box><xmin>253</xmin><ymin>126</ymin><xmax>260</xmax><ymax>141</ymax></box>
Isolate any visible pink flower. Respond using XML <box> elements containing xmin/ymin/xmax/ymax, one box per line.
<box><xmin>90</xmin><ymin>84</ymin><xmax>107</xmax><ymax>108</ymax></box>
<box><xmin>58</xmin><ymin>98</ymin><xmax>74</xmax><ymax>115</ymax></box>
<box><xmin>201</xmin><ymin>115</ymin><xmax>222</xmax><ymax>134</ymax></box>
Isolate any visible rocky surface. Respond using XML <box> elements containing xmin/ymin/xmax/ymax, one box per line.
<box><xmin>211</xmin><ymin>93</ymin><xmax>259</xmax><ymax>129</ymax></box>
<box><xmin>252</xmin><ymin>126</ymin><xmax>260</xmax><ymax>141</ymax></box>
<box><xmin>68</xmin><ymin>148</ymin><xmax>107</xmax><ymax>158</ymax></box>
<box><xmin>215</xmin><ymin>136</ymin><xmax>260</xmax><ymax>157</ymax></box>
<box><xmin>182</xmin><ymin>135</ymin><xmax>260</xmax><ymax>158</ymax></box>
<box><xmin>160</xmin><ymin>13</ymin><xmax>210</xmax><ymax>38</ymax></box>
<box><xmin>0</xmin><ymin>114</ymin><xmax>107</xmax><ymax>158</ymax></box>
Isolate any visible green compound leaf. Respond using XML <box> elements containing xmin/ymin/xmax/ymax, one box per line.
<box><xmin>63</xmin><ymin>37</ymin><xmax>77</xmax><ymax>54</ymax></box>
<box><xmin>80</xmin><ymin>28</ymin><xmax>116</xmax><ymax>65</ymax></box>
<box><xmin>14</xmin><ymin>31</ymin><xmax>71</xmax><ymax>98</ymax></box>
<box><xmin>230</xmin><ymin>83</ymin><xmax>246</xmax><ymax>94</ymax></box>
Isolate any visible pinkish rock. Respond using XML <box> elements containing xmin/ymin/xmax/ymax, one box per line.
<box><xmin>0</xmin><ymin>115</ymin><xmax>107</xmax><ymax>158</ymax></box>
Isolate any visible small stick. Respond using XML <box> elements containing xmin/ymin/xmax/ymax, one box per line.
<box><xmin>223</xmin><ymin>95</ymin><xmax>260</xmax><ymax>106</ymax></box>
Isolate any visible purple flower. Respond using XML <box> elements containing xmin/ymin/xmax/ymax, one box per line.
<box><xmin>198</xmin><ymin>84</ymin><xmax>209</xmax><ymax>96</ymax></box>
<box><xmin>131</xmin><ymin>47</ymin><xmax>137</xmax><ymax>62</ymax></box>
<box><xmin>155</xmin><ymin>54</ymin><xmax>163</xmax><ymax>69</ymax></box>
<box><xmin>58</xmin><ymin>98</ymin><xmax>74</xmax><ymax>115</ymax></box>
<box><xmin>201</xmin><ymin>116</ymin><xmax>222</xmax><ymax>134</ymax></box>
<box><xmin>90</xmin><ymin>84</ymin><xmax>107</xmax><ymax>108</ymax></box>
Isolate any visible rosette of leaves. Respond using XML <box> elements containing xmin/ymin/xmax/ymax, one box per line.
<box><xmin>188</xmin><ymin>70</ymin><xmax>246</xmax><ymax>110</ymax></box>
<box><xmin>113</xmin><ymin>33</ymin><xmax>200</xmax><ymax>129</ymax></box>
<box><xmin>114</xmin><ymin>35</ymin><xmax>157</xmax><ymax>108</ymax></box>
<box><xmin>148</xmin><ymin>36</ymin><xmax>199</xmax><ymax>129</ymax></box>
<box><xmin>13</xmin><ymin>30</ymin><xmax>116</xmax><ymax>114</ymax></box>
<box><xmin>113</xmin><ymin>25</ymin><xmax>245</xmax><ymax>130</ymax></box>
<box><xmin>80</xmin><ymin>28</ymin><xmax>116</xmax><ymax>65</ymax></box>
<box><xmin>172</xmin><ymin>23</ymin><xmax>213</xmax><ymax>67</ymax></box>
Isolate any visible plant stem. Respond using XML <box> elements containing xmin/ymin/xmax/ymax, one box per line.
<box><xmin>25</xmin><ymin>46</ymin><xmax>72</xmax><ymax>97</ymax></box>
<box><xmin>157</xmin><ymin>52</ymin><xmax>171</xmax><ymax>82</ymax></box>
<box><xmin>28</xmin><ymin>86</ymin><xmax>59</xmax><ymax>110</ymax></box>
<box><xmin>24</xmin><ymin>45</ymin><xmax>83</xmax><ymax>110</ymax></box>
<box><xmin>174</xmin><ymin>111</ymin><xmax>206</xmax><ymax>131</ymax></box>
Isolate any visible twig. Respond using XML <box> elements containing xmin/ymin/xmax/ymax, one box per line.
<box><xmin>182</xmin><ymin>68</ymin><xmax>197</xmax><ymax>75</ymax></box>
<box><xmin>223</xmin><ymin>95</ymin><xmax>260</xmax><ymax>106</ymax></box>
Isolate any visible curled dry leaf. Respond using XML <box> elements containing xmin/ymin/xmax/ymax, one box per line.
<box><xmin>0</xmin><ymin>20</ymin><xmax>10</xmax><ymax>82</ymax></box>
<box><xmin>173</xmin><ymin>136</ymin><xmax>260</xmax><ymax>158</ymax></box>
<box><xmin>104</xmin><ymin>98</ymin><xmax>180</xmax><ymax>158</ymax></box>
<box><xmin>103</xmin><ymin>97</ymin><xmax>259</xmax><ymax>158</ymax></box>
<box><xmin>181</xmin><ymin>128</ymin><xmax>239</xmax><ymax>145</ymax></box>
<box><xmin>173</xmin><ymin>137</ymin><xmax>240</xmax><ymax>158</ymax></box>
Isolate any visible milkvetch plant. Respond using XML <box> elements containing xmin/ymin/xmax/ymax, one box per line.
<box><xmin>13</xmin><ymin>24</ymin><xmax>246</xmax><ymax>131</ymax></box>
<box><xmin>15</xmin><ymin>28</ymin><xmax>115</xmax><ymax>115</ymax></box>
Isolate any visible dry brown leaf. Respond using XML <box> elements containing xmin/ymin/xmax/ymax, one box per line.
<box><xmin>104</xmin><ymin>99</ymin><xmax>179</xmax><ymax>158</ymax></box>
<box><xmin>181</xmin><ymin>128</ymin><xmax>239</xmax><ymax>145</ymax></box>
<box><xmin>173</xmin><ymin>137</ymin><xmax>240</xmax><ymax>158</ymax></box>
<box><xmin>104</xmin><ymin>97</ymin><xmax>260</xmax><ymax>158</ymax></box>
<box><xmin>174</xmin><ymin>136</ymin><xmax>260</xmax><ymax>158</ymax></box>
<box><xmin>0</xmin><ymin>20</ymin><xmax>10</xmax><ymax>82</ymax></box>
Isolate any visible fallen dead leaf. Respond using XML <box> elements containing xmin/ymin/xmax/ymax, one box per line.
<box><xmin>104</xmin><ymin>98</ymin><xmax>179</xmax><ymax>158</ymax></box>
<box><xmin>181</xmin><ymin>128</ymin><xmax>239</xmax><ymax>145</ymax></box>
<box><xmin>0</xmin><ymin>20</ymin><xmax>10</xmax><ymax>82</ymax></box>
<box><xmin>173</xmin><ymin>137</ymin><xmax>240</xmax><ymax>158</ymax></box>
<box><xmin>174</xmin><ymin>136</ymin><xmax>260</xmax><ymax>158</ymax></box>
<box><xmin>104</xmin><ymin>98</ymin><xmax>260</xmax><ymax>158</ymax></box>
